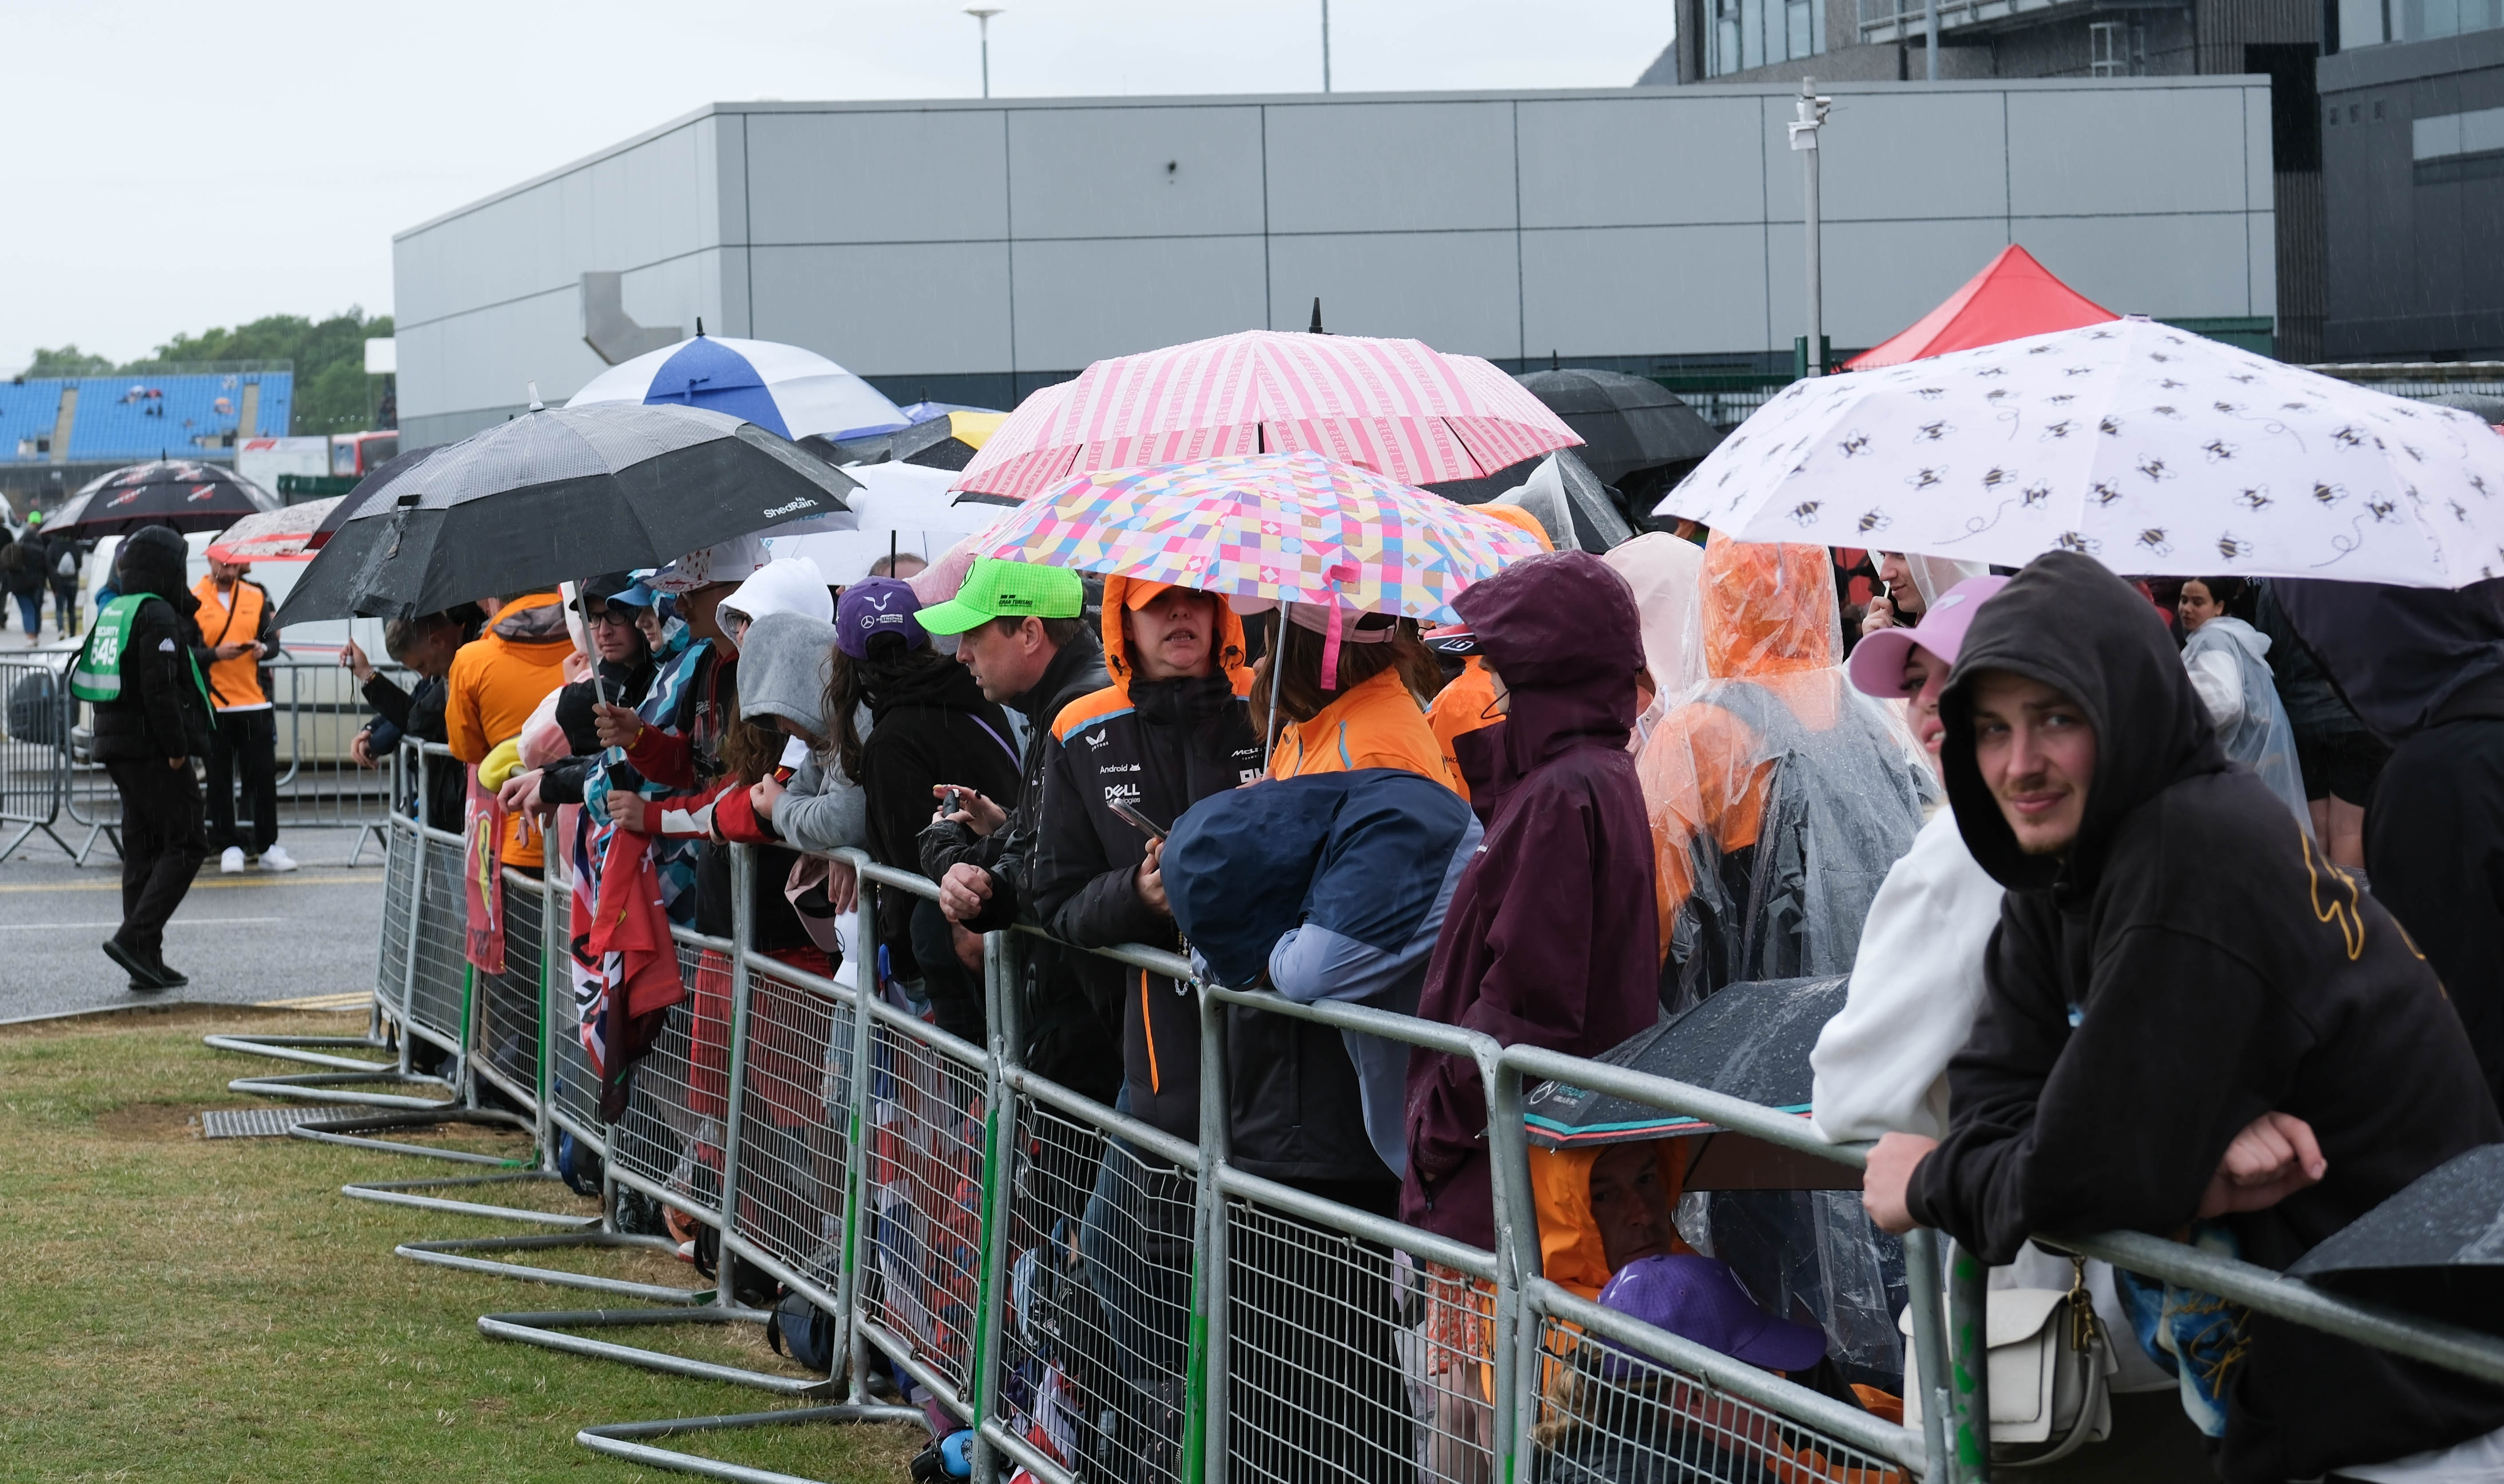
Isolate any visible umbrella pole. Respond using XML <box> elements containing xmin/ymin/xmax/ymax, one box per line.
<box><xmin>573</xmin><ymin>578</ymin><xmax>608</xmax><ymax>708</ymax></box>
<box><xmin>1261</xmin><ymin>611</ymin><xmax>1286</xmax><ymax>769</ymax></box>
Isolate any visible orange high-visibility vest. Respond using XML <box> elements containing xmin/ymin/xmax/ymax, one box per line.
<box><xmin>192</xmin><ymin>576</ymin><xmax>269</xmax><ymax>710</ymax></box>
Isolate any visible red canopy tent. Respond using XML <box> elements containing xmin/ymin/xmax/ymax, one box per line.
<box><xmin>1843</xmin><ymin>244</ymin><xmax>2118</xmax><ymax>370</ymax></box>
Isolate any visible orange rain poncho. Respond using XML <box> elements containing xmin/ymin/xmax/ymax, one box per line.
<box><xmin>1426</xmin><ymin>502</ymin><xmax>1551</xmax><ymax>800</ymax></box>
<box><xmin>1634</xmin><ymin>535</ymin><xmax>1927</xmax><ymax>1009</ymax></box>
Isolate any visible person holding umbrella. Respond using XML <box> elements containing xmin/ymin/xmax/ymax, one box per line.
<box><xmin>193</xmin><ymin>552</ymin><xmax>292</xmax><ymax>873</ymax></box>
<box><xmin>74</xmin><ymin>526</ymin><xmax>214</xmax><ymax>990</ymax></box>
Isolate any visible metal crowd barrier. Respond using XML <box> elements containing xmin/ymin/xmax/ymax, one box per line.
<box><xmin>205</xmin><ymin>774</ymin><xmax>2504</xmax><ymax>1484</ymax></box>
<box><xmin>55</xmin><ymin>656</ymin><xmax>409</xmax><ymax>864</ymax></box>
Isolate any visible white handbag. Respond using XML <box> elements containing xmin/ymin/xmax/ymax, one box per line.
<box><xmin>1899</xmin><ymin>1257</ymin><xmax>2116</xmax><ymax>1467</ymax></box>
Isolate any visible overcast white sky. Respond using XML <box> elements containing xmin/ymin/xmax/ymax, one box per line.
<box><xmin>3</xmin><ymin>0</ymin><xmax>1674</xmax><ymax>372</ymax></box>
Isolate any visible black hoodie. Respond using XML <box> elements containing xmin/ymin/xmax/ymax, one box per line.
<box><xmin>1909</xmin><ymin>553</ymin><xmax>2504</xmax><ymax>1483</ymax></box>
<box><xmin>91</xmin><ymin>526</ymin><xmax>212</xmax><ymax>763</ymax></box>
<box><xmin>2278</xmin><ymin>576</ymin><xmax>2504</xmax><ymax>1105</ymax></box>
<box><xmin>854</xmin><ymin>650</ymin><xmax>1020</xmax><ymax>978</ymax></box>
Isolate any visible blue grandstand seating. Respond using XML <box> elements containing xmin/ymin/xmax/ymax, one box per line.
<box><xmin>0</xmin><ymin>372</ymin><xmax>292</xmax><ymax>465</ymax></box>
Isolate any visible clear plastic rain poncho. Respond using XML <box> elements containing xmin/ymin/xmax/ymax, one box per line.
<box><xmin>1636</xmin><ymin>535</ymin><xmax>1931</xmax><ymax>1013</ymax></box>
<box><xmin>1599</xmin><ymin>533</ymin><xmax>1707</xmax><ymax>752</ymax></box>
<box><xmin>2182</xmin><ymin>615</ymin><xmax>2313</xmax><ymax>831</ymax></box>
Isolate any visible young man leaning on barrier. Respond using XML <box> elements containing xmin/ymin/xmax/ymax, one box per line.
<box><xmin>1859</xmin><ymin>552</ymin><xmax>2504</xmax><ymax>1482</ymax></box>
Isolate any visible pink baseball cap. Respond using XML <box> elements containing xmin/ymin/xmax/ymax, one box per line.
<box><xmin>1847</xmin><ymin>574</ymin><xmax>2011</xmax><ymax>699</ymax></box>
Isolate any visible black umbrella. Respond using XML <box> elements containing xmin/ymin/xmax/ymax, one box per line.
<box><xmin>47</xmin><ymin>460</ymin><xmax>280</xmax><ymax>537</ymax></box>
<box><xmin>807</xmin><ymin>411</ymin><xmax>992</xmax><ymax>472</ymax></box>
<box><xmin>1514</xmin><ymin>368</ymin><xmax>1725</xmax><ymax>487</ymax></box>
<box><xmin>1523</xmin><ymin>976</ymin><xmax>1853</xmax><ymax>1191</ymax></box>
<box><xmin>274</xmin><ymin>402</ymin><xmax>858</xmax><ymax>625</ymax></box>
<box><xmin>2287</xmin><ymin>1143</ymin><xmax>2504</xmax><ymax>1330</ymax></box>
<box><xmin>304</xmin><ymin>443</ymin><xmax>442</xmax><ymax>552</ymax></box>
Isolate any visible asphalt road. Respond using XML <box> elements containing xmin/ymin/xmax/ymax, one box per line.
<box><xmin>0</xmin><ymin>824</ymin><xmax>385</xmax><ymax>1023</ymax></box>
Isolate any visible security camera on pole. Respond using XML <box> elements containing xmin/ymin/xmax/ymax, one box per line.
<box><xmin>1788</xmin><ymin>79</ymin><xmax>1833</xmax><ymax>378</ymax></box>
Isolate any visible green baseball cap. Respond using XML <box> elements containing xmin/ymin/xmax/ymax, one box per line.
<box><xmin>916</xmin><ymin>557</ymin><xmax>1087</xmax><ymax>636</ymax></box>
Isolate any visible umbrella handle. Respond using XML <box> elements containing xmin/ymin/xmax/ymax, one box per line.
<box><xmin>572</xmin><ymin>577</ymin><xmax>609</xmax><ymax>709</ymax></box>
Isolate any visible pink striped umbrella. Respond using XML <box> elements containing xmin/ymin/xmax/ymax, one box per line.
<box><xmin>951</xmin><ymin>330</ymin><xmax>1581</xmax><ymax>502</ymax></box>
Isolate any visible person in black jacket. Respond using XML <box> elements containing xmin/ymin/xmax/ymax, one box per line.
<box><xmin>44</xmin><ymin>528</ymin><xmax>81</xmax><ymax>639</ymax></box>
<box><xmin>503</xmin><ymin>575</ymin><xmax>657</xmax><ymax>818</ymax></box>
<box><xmin>1019</xmin><ymin>578</ymin><xmax>1263</xmax><ymax>1472</ymax></box>
<box><xmin>817</xmin><ymin>576</ymin><xmax>1020</xmax><ymax>1040</ymax></box>
<box><xmin>919</xmin><ymin>559</ymin><xmax>1121</xmax><ymax>1104</ymax></box>
<box><xmin>1</xmin><ymin>525</ymin><xmax>46</xmax><ymax>643</ymax></box>
<box><xmin>344</xmin><ymin>605</ymin><xmax>481</xmax><ymax>835</ymax></box>
<box><xmin>90</xmin><ymin>525</ymin><xmax>214</xmax><ymax>989</ymax></box>
<box><xmin>1862</xmin><ymin>553</ymin><xmax>2504</xmax><ymax>1483</ymax></box>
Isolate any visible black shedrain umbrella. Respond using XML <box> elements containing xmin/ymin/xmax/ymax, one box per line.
<box><xmin>304</xmin><ymin>443</ymin><xmax>442</xmax><ymax>552</ymax></box>
<box><xmin>1514</xmin><ymin>368</ymin><xmax>1724</xmax><ymax>487</ymax></box>
<box><xmin>48</xmin><ymin>460</ymin><xmax>280</xmax><ymax>537</ymax></box>
<box><xmin>2288</xmin><ymin>1144</ymin><xmax>2504</xmax><ymax>1330</ymax></box>
<box><xmin>1522</xmin><ymin>975</ymin><xmax>1854</xmax><ymax>1191</ymax></box>
<box><xmin>276</xmin><ymin>402</ymin><xmax>858</xmax><ymax>624</ymax></box>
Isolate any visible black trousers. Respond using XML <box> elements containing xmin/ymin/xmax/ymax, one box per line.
<box><xmin>105</xmin><ymin>759</ymin><xmax>206</xmax><ymax>958</ymax></box>
<box><xmin>204</xmin><ymin>708</ymin><xmax>278</xmax><ymax>855</ymax></box>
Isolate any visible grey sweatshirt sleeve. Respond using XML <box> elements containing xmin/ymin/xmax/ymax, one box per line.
<box><xmin>771</xmin><ymin>756</ymin><xmax>870</xmax><ymax>856</ymax></box>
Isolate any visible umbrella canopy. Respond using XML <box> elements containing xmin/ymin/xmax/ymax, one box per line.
<box><xmin>205</xmin><ymin>496</ymin><xmax>341</xmax><ymax>564</ymax></box>
<box><xmin>274</xmin><ymin>402</ymin><xmax>858</xmax><ymax>625</ymax></box>
<box><xmin>899</xmin><ymin>398</ymin><xmax>1001</xmax><ymax>423</ymax></box>
<box><xmin>2287</xmin><ymin>1144</ymin><xmax>2504</xmax><ymax>1327</ymax></box>
<box><xmin>306</xmin><ymin>443</ymin><xmax>441</xmax><ymax>551</ymax></box>
<box><xmin>48</xmin><ymin>460</ymin><xmax>279</xmax><ymax>537</ymax></box>
<box><xmin>1843</xmin><ymin>244</ymin><xmax>2118</xmax><ymax>371</ymax></box>
<box><xmin>951</xmin><ymin>329</ymin><xmax>1582</xmax><ymax>501</ymax></box>
<box><xmin>1523</xmin><ymin>976</ymin><xmax>1853</xmax><ymax>1191</ymax></box>
<box><xmin>1513</xmin><ymin>368</ymin><xmax>1724</xmax><ymax>485</ymax></box>
<box><xmin>808</xmin><ymin>410</ymin><xmax>1009</xmax><ymax>472</ymax></box>
<box><xmin>2424</xmin><ymin>390</ymin><xmax>2504</xmax><ymax>425</ymax></box>
<box><xmin>977</xmin><ymin>449</ymin><xmax>1543</xmax><ymax>625</ymax></box>
<box><xmin>566</xmin><ymin>333</ymin><xmax>908</xmax><ymax>442</ymax></box>
<box><xmin>1661</xmin><ymin>318</ymin><xmax>2504</xmax><ymax>588</ymax></box>
<box><xmin>762</xmin><ymin>462</ymin><xmax>998</xmax><ymax>586</ymax></box>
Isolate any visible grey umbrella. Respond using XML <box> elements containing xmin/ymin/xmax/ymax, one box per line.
<box><xmin>2287</xmin><ymin>1143</ymin><xmax>2504</xmax><ymax>1330</ymax></box>
<box><xmin>275</xmin><ymin>402</ymin><xmax>858</xmax><ymax>624</ymax></box>
<box><xmin>1523</xmin><ymin>976</ymin><xmax>1855</xmax><ymax>1191</ymax></box>
<box><xmin>2424</xmin><ymin>390</ymin><xmax>2504</xmax><ymax>426</ymax></box>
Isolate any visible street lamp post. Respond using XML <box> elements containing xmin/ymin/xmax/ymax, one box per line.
<box><xmin>1788</xmin><ymin>78</ymin><xmax>1832</xmax><ymax>376</ymax></box>
<box><xmin>965</xmin><ymin>7</ymin><xmax>1002</xmax><ymax>99</ymax></box>
<box><xmin>1321</xmin><ymin>0</ymin><xmax>1332</xmax><ymax>92</ymax></box>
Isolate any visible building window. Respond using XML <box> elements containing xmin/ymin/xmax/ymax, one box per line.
<box><xmin>2346</xmin><ymin>0</ymin><xmax>2504</xmax><ymax>46</ymax></box>
<box><xmin>2412</xmin><ymin>103</ymin><xmax>2504</xmax><ymax>182</ymax></box>
<box><xmin>2089</xmin><ymin>19</ymin><xmax>2144</xmax><ymax>75</ymax></box>
<box><xmin>1708</xmin><ymin>0</ymin><xmax>1825</xmax><ymax>76</ymax></box>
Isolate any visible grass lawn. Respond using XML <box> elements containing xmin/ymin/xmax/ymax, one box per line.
<box><xmin>0</xmin><ymin>1005</ymin><xmax>923</xmax><ymax>1483</ymax></box>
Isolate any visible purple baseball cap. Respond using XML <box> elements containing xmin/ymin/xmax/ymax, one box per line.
<box><xmin>1595</xmin><ymin>1254</ymin><xmax>1829</xmax><ymax>1376</ymax></box>
<box><xmin>835</xmin><ymin>576</ymin><xmax>928</xmax><ymax>659</ymax></box>
<box><xmin>1846</xmin><ymin>574</ymin><xmax>2012</xmax><ymax>700</ymax></box>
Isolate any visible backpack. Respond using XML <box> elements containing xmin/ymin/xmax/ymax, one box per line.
<box><xmin>52</xmin><ymin>546</ymin><xmax>75</xmax><ymax>580</ymax></box>
<box><xmin>764</xmin><ymin>1288</ymin><xmax>842</xmax><ymax>1373</ymax></box>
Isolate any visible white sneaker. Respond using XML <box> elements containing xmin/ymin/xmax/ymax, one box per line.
<box><xmin>260</xmin><ymin>845</ymin><xmax>298</xmax><ymax>873</ymax></box>
<box><xmin>219</xmin><ymin>846</ymin><xmax>245</xmax><ymax>874</ymax></box>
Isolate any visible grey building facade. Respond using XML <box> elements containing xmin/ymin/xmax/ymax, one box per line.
<box><xmin>1638</xmin><ymin>0</ymin><xmax>2331</xmax><ymax>358</ymax></box>
<box><xmin>2320</xmin><ymin>23</ymin><xmax>2504</xmax><ymax>357</ymax></box>
<box><xmin>395</xmin><ymin>81</ymin><xmax>2279</xmax><ymax>449</ymax></box>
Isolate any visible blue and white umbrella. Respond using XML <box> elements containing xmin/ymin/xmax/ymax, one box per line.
<box><xmin>567</xmin><ymin>334</ymin><xmax>908</xmax><ymax>442</ymax></box>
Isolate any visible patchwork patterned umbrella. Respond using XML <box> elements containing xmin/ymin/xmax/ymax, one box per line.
<box><xmin>978</xmin><ymin>450</ymin><xmax>1546</xmax><ymax>624</ymax></box>
<box><xmin>952</xmin><ymin>329</ymin><xmax>1582</xmax><ymax>502</ymax></box>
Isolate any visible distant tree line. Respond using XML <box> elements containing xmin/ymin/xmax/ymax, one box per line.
<box><xmin>23</xmin><ymin>308</ymin><xmax>394</xmax><ymax>436</ymax></box>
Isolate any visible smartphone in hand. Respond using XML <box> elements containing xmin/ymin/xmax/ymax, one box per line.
<box><xmin>1107</xmin><ymin>797</ymin><xmax>1167</xmax><ymax>842</ymax></box>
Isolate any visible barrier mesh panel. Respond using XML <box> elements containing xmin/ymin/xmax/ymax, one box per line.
<box><xmin>602</xmin><ymin>931</ymin><xmax>732</xmax><ymax>1225</ymax></box>
<box><xmin>998</xmin><ymin>1095</ymin><xmax>1190</xmax><ymax>1484</ymax></box>
<box><xmin>473</xmin><ymin>869</ymin><xmax>545</xmax><ymax>1112</ymax></box>
<box><xmin>733</xmin><ymin>961</ymin><xmax>855</xmax><ymax>1294</ymax></box>
<box><xmin>1528</xmin><ymin>1312</ymin><xmax>1897</xmax><ymax>1484</ymax></box>
<box><xmin>407</xmin><ymin>833</ymin><xmax>470</xmax><ymax>1049</ymax></box>
<box><xmin>860</xmin><ymin>1013</ymin><xmax>990</xmax><ymax>1401</ymax></box>
<box><xmin>373</xmin><ymin>819</ymin><xmax>417</xmax><ymax>1012</ymax></box>
<box><xmin>1225</xmin><ymin>1195</ymin><xmax>1415</xmax><ymax>1484</ymax></box>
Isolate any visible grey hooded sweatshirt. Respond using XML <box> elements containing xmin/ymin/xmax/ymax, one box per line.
<box><xmin>734</xmin><ymin>610</ymin><xmax>866</xmax><ymax>855</ymax></box>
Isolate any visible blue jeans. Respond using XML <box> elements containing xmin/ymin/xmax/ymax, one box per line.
<box><xmin>13</xmin><ymin>593</ymin><xmax>38</xmax><ymax>636</ymax></box>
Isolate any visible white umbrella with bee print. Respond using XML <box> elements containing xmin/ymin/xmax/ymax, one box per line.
<box><xmin>1656</xmin><ymin>316</ymin><xmax>2504</xmax><ymax>588</ymax></box>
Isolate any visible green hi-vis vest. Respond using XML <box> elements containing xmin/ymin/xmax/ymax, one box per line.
<box><xmin>70</xmin><ymin>594</ymin><xmax>212</xmax><ymax>716</ymax></box>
